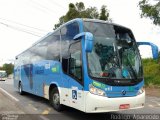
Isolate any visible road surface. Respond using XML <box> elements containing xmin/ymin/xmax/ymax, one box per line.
<box><xmin>0</xmin><ymin>78</ymin><xmax>160</xmax><ymax>120</ymax></box>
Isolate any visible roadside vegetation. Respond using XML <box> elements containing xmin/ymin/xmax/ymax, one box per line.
<box><xmin>0</xmin><ymin>63</ymin><xmax>14</xmax><ymax>76</ymax></box>
<box><xmin>142</xmin><ymin>52</ymin><xmax>160</xmax><ymax>87</ymax></box>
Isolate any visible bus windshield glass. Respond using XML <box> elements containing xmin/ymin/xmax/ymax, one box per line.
<box><xmin>84</xmin><ymin>21</ymin><xmax>143</xmax><ymax>80</ymax></box>
<box><xmin>0</xmin><ymin>71</ymin><xmax>7</xmax><ymax>78</ymax></box>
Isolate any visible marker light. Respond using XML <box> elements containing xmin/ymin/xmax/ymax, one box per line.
<box><xmin>89</xmin><ymin>84</ymin><xmax>106</xmax><ymax>96</ymax></box>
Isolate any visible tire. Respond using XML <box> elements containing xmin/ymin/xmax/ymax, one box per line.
<box><xmin>50</xmin><ymin>88</ymin><xmax>63</xmax><ymax>112</ymax></box>
<box><xmin>19</xmin><ymin>82</ymin><xmax>24</xmax><ymax>95</ymax></box>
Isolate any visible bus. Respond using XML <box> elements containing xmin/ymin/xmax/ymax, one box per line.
<box><xmin>14</xmin><ymin>18</ymin><xmax>158</xmax><ymax>113</ymax></box>
<box><xmin>0</xmin><ymin>70</ymin><xmax>7</xmax><ymax>81</ymax></box>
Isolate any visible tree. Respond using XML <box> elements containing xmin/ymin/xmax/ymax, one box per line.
<box><xmin>99</xmin><ymin>5</ymin><xmax>109</xmax><ymax>21</ymax></box>
<box><xmin>75</xmin><ymin>2</ymin><xmax>85</xmax><ymax>12</ymax></box>
<box><xmin>139</xmin><ymin>0</ymin><xmax>160</xmax><ymax>25</ymax></box>
<box><xmin>2</xmin><ymin>63</ymin><xmax>14</xmax><ymax>75</ymax></box>
<box><xmin>65</xmin><ymin>3</ymin><xmax>80</xmax><ymax>22</ymax></box>
<box><xmin>54</xmin><ymin>16</ymin><xmax>65</xmax><ymax>29</ymax></box>
<box><xmin>85</xmin><ymin>7</ymin><xmax>99</xmax><ymax>19</ymax></box>
<box><xmin>54</xmin><ymin>2</ymin><xmax>110</xmax><ymax>29</ymax></box>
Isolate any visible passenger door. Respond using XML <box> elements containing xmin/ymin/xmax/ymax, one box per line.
<box><xmin>68</xmin><ymin>41</ymin><xmax>85</xmax><ymax>111</ymax></box>
<box><xmin>60</xmin><ymin>22</ymin><xmax>85</xmax><ymax>111</ymax></box>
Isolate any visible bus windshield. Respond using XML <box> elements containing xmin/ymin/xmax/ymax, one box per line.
<box><xmin>84</xmin><ymin>21</ymin><xmax>143</xmax><ymax>80</ymax></box>
<box><xmin>0</xmin><ymin>71</ymin><xmax>7</xmax><ymax>78</ymax></box>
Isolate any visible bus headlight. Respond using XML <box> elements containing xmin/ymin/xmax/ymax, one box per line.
<box><xmin>89</xmin><ymin>84</ymin><xmax>106</xmax><ymax>96</ymax></box>
<box><xmin>137</xmin><ymin>87</ymin><xmax>145</xmax><ymax>95</ymax></box>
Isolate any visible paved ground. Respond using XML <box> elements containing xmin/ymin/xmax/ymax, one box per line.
<box><xmin>0</xmin><ymin>78</ymin><xmax>160</xmax><ymax>120</ymax></box>
<box><xmin>145</xmin><ymin>87</ymin><xmax>160</xmax><ymax>97</ymax></box>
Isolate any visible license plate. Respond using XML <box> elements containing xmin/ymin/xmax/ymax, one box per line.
<box><xmin>119</xmin><ymin>104</ymin><xmax>130</xmax><ymax>109</ymax></box>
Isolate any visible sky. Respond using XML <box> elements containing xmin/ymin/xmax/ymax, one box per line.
<box><xmin>0</xmin><ymin>0</ymin><xmax>159</xmax><ymax>65</ymax></box>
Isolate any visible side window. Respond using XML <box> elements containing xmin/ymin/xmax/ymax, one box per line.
<box><xmin>61</xmin><ymin>22</ymin><xmax>79</xmax><ymax>40</ymax></box>
<box><xmin>29</xmin><ymin>31</ymin><xmax>60</xmax><ymax>62</ymax></box>
<box><xmin>46</xmin><ymin>31</ymin><xmax>60</xmax><ymax>60</ymax></box>
<box><xmin>30</xmin><ymin>38</ymin><xmax>48</xmax><ymax>63</ymax></box>
<box><xmin>16</xmin><ymin>31</ymin><xmax>60</xmax><ymax>66</ymax></box>
<box><xmin>61</xmin><ymin>22</ymin><xmax>79</xmax><ymax>73</ymax></box>
<box><xmin>69</xmin><ymin>41</ymin><xmax>82</xmax><ymax>81</ymax></box>
<box><xmin>61</xmin><ymin>22</ymin><xmax>79</xmax><ymax>57</ymax></box>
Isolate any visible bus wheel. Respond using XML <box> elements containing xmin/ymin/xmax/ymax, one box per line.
<box><xmin>50</xmin><ymin>88</ymin><xmax>63</xmax><ymax>112</ymax></box>
<box><xmin>19</xmin><ymin>82</ymin><xmax>23</xmax><ymax>95</ymax></box>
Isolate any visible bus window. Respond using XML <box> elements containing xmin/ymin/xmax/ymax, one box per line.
<box><xmin>69</xmin><ymin>41</ymin><xmax>82</xmax><ymax>81</ymax></box>
<box><xmin>61</xmin><ymin>22</ymin><xmax>79</xmax><ymax>55</ymax></box>
<box><xmin>46</xmin><ymin>31</ymin><xmax>60</xmax><ymax>61</ymax></box>
<box><xmin>61</xmin><ymin>22</ymin><xmax>79</xmax><ymax>73</ymax></box>
<box><xmin>61</xmin><ymin>22</ymin><xmax>79</xmax><ymax>40</ymax></box>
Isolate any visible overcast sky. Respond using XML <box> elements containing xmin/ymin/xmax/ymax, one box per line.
<box><xmin>0</xmin><ymin>0</ymin><xmax>159</xmax><ymax>65</ymax></box>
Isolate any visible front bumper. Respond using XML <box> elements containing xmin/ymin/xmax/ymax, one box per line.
<box><xmin>85</xmin><ymin>91</ymin><xmax>145</xmax><ymax>113</ymax></box>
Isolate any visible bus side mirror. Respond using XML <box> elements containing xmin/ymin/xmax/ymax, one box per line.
<box><xmin>73</xmin><ymin>32</ymin><xmax>93</xmax><ymax>52</ymax></box>
<box><xmin>137</xmin><ymin>42</ymin><xmax>159</xmax><ymax>59</ymax></box>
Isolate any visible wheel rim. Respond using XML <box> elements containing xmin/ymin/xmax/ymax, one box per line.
<box><xmin>53</xmin><ymin>93</ymin><xmax>60</xmax><ymax>107</ymax></box>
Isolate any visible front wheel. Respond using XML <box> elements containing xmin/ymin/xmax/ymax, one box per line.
<box><xmin>50</xmin><ymin>88</ymin><xmax>63</xmax><ymax>112</ymax></box>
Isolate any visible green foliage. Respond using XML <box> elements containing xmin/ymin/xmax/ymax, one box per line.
<box><xmin>54</xmin><ymin>2</ymin><xmax>110</xmax><ymax>29</ymax></box>
<box><xmin>99</xmin><ymin>5</ymin><xmax>109</xmax><ymax>21</ymax></box>
<box><xmin>142</xmin><ymin>55</ymin><xmax>160</xmax><ymax>87</ymax></box>
<box><xmin>139</xmin><ymin>0</ymin><xmax>160</xmax><ymax>25</ymax></box>
<box><xmin>0</xmin><ymin>63</ymin><xmax>14</xmax><ymax>76</ymax></box>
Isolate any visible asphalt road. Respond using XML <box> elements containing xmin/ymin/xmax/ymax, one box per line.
<box><xmin>0</xmin><ymin>78</ymin><xmax>160</xmax><ymax>120</ymax></box>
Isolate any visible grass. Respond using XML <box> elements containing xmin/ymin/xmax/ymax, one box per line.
<box><xmin>142</xmin><ymin>58</ymin><xmax>160</xmax><ymax>87</ymax></box>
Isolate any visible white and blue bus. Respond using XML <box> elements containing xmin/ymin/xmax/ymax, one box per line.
<box><xmin>14</xmin><ymin>18</ymin><xmax>158</xmax><ymax>113</ymax></box>
<box><xmin>0</xmin><ymin>70</ymin><xmax>7</xmax><ymax>81</ymax></box>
